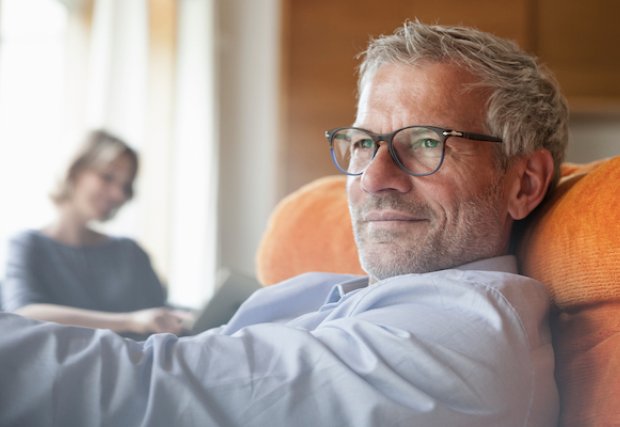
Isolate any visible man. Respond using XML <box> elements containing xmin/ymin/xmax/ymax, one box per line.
<box><xmin>0</xmin><ymin>21</ymin><xmax>567</xmax><ymax>427</ymax></box>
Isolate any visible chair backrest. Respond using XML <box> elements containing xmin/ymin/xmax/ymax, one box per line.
<box><xmin>516</xmin><ymin>157</ymin><xmax>620</xmax><ymax>427</ymax></box>
<box><xmin>256</xmin><ymin>156</ymin><xmax>620</xmax><ymax>427</ymax></box>
<box><xmin>256</xmin><ymin>175</ymin><xmax>364</xmax><ymax>285</ymax></box>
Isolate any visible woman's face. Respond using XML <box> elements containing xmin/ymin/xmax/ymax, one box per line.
<box><xmin>69</xmin><ymin>154</ymin><xmax>135</xmax><ymax>222</ymax></box>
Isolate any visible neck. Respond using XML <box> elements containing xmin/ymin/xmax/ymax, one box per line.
<box><xmin>44</xmin><ymin>205</ymin><xmax>104</xmax><ymax>246</ymax></box>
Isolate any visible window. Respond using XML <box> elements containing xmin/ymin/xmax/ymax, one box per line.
<box><xmin>0</xmin><ymin>0</ymin><xmax>70</xmax><ymax>275</ymax></box>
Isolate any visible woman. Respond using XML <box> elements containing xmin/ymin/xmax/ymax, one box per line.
<box><xmin>2</xmin><ymin>130</ymin><xmax>190</xmax><ymax>336</ymax></box>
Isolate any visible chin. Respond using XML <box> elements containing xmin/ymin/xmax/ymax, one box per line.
<box><xmin>359</xmin><ymin>244</ymin><xmax>457</xmax><ymax>279</ymax></box>
<box><xmin>100</xmin><ymin>213</ymin><xmax>116</xmax><ymax>222</ymax></box>
<box><xmin>360</xmin><ymin>252</ymin><xmax>419</xmax><ymax>280</ymax></box>
<box><xmin>92</xmin><ymin>209</ymin><xmax>116</xmax><ymax>222</ymax></box>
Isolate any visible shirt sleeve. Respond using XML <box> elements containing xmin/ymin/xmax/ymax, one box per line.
<box><xmin>2</xmin><ymin>232</ymin><xmax>48</xmax><ymax>310</ymax></box>
<box><xmin>0</xmin><ymin>272</ymin><xmax>556</xmax><ymax>427</ymax></box>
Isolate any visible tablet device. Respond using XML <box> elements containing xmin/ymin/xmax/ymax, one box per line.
<box><xmin>188</xmin><ymin>268</ymin><xmax>261</xmax><ymax>334</ymax></box>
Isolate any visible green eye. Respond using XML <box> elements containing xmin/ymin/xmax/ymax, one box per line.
<box><xmin>420</xmin><ymin>139</ymin><xmax>440</xmax><ymax>149</ymax></box>
<box><xmin>353</xmin><ymin>138</ymin><xmax>375</xmax><ymax>150</ymax></box>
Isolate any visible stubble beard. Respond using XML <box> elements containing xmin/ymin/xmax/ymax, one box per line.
<box><xmin>351</xmin><ymin>182</ymin><xmax>507</xmax><ymax>281</ymax></box>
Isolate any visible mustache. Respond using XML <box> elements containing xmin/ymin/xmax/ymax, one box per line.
<box><xmin>351</xmin><ymin>194</ymin><xmax>433</xmax><ymax>219</ymax></box>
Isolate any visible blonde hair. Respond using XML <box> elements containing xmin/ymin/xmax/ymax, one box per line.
<box><xmin>358</xmin><ymin>20</ymin><xmax>569</xmax><ymax>187</ymax></box>
<box><xmin>51</xmin><ymin>129</ymin><xmax>139</xmax><ymax>205</ymax></box>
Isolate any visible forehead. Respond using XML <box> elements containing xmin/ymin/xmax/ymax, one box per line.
<box><xmin>107</xmin><ymin>153</ymin><xmax>136</xmax><ymax>174</ymax></box>
<box><xmin>355</xmin><ymin>62</ymin><xmax>490</xmax><ymax>132</ymax></box>
<box><xmin>89</xmin><ymin>152</ymin><xmax>135</xmax><ymax>176</ymax></box>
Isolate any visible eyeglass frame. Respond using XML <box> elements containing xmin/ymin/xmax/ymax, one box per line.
<box><xmin>324</xmin><ymin>125</ymin><xmax>504</xmax><ymax>177</ymax></box>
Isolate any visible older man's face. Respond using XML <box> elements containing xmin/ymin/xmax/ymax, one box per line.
<box><xmin>347</xmin><ymin>62</ymin><xmax>514</xmax><ymax>282</ymax></box>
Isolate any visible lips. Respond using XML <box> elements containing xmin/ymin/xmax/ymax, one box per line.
<box><xmin>363</xmin><ymin>210</ymin><xmax>427</xmax><ymax>222</ymax></box>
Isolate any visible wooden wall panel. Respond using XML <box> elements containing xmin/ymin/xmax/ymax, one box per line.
<box><xmin>280</xmin><ymin>0</ymin><xmax>530</xmax><ymax>194</ymax></box>
<box><xmin>535</xmin><ymin>0</ymin><xmax>620</xmax><ymax>111</ymax></box>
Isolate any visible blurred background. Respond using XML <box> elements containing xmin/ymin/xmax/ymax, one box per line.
<box><xmin>0</xmin><ymin>0</ymin><xmax>618</xmax><ymax>308</ymax></box>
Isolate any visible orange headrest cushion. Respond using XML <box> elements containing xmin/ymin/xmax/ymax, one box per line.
<box><xmin>256</xmin><ymin>176</ymin><xmax>363</xmax><ymax>285</ymax></box>
<box><xmin>518</xmin><ymin>156</ymin><xmax>620</xmax><ymax>309</ymax></box>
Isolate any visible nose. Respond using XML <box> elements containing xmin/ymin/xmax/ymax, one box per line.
<box><xmin>360</xmin><ymin>143</ymin><xmax>413</xmax><ymax>193</ymax></box>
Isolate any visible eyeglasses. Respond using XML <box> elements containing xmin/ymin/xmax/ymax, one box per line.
<box><xmin>325</xmin><ymin>125</ymin><xmax>503</xmax><ymax>177</ymax></box>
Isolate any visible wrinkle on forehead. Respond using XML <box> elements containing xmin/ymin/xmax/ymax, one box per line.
<box><xmin>355</xmin><ymin>62</ymin><xmax>490</xmax><ymax>133</ymax></box>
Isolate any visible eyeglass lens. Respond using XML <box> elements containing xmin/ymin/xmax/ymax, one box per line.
<box><xmin>331</xmin><ymin>127</ymin><xmax>445</xmax><ymax>175</ymax></box>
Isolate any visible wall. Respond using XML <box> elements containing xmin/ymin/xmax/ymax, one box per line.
<box><xmin>567</xmin><ymin>115</ymin><xmax>620</xmax><ymax>163</ymax></box>
<box><xmin>216</xmin><ymin>0</ymin><xmax>282</xmax><ymax>278</ymax></box>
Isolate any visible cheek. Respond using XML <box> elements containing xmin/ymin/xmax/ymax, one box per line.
<box><xmin>411</xmin><ymin>176</ymin><xmax>454</xmax><ymax>210</ymax></box>
<box><xmin>73</xmin><ymin>176</ymin><xmax>101</xmax><ymax>199</ymax></box>
<box><xmin>414</xmin><ymin>176</ymin><xmax>484</xmax><ymax>226</ymax></box>
<box><xmin>430</xmin><ymin>153</ymin><xmax>501</xmax><ymax>198</ymax></box>
<box><xmin>346</xmin><ymin>177</ymin><xmax>363</xmax><ymax>210</ymax></box>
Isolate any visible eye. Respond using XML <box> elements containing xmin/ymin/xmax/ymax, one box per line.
<box><xmin>352</xmin><ymin>138</ymin><xmax>375</xmax><ymax>150</ymax></box>
<box><xmin>395</xmin><ymin>130</ymin><xmax>443</xmax><ymax>161</ymax></box>
<box><xmin>99</xmin><ymin>172</ymin><xmax>115</xmax><ymax>184</ymax></box>
<box><xmin>419</xmin><ymin>138</ymin><xmax>440</xmax><ymax>149</ymax></box>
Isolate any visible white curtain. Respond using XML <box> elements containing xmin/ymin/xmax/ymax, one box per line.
<box><xmin>168</xmin><ymin>0</ymin><xmax>219</xmax><ymax>307</ymax></box>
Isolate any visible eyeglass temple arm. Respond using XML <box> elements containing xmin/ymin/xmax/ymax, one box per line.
<box><xmin>443</xmin><ymin>130</ymin><xmax>503</xmax><ymax>143</ymax></box>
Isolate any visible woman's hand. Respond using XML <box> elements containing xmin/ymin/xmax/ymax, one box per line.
<box><xmin>129</xmin><ymin>307</ymin><xmax>194</xmax><ymax>335</ymax></box>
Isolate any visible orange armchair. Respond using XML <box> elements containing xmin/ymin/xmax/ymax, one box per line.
<box><xmin>256</xmin><ymin>157</ymin><xmax>620</xmax><ymax>427</ymax></box>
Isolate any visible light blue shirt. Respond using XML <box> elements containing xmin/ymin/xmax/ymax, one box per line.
<box><xmin>0</xmin><ymin>256</ymin><xmax>558</xmax><ymax>427</ymax></box>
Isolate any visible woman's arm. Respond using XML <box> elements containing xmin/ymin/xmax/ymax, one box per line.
<box><xmin>15</xmin><ymin>303</ymin><xmax>191</xmax><ymax>335</ymax></box>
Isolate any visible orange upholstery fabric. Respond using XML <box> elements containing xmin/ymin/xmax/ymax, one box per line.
<box><xmin>256</xmin><ymin>176</ymin><xmax>363</xmax><ymax>285</ymax></box>
<box><xmin>517</xmin><ymin>157</ymin><xmax>620</xmax><ymax>427</ymax></box>
<box><xmin>256</xmin><ymin>157</ymin><xmax>620</xmax><ymax>426</ymax></box>
<box><xmin>518</xmin><ymin>158</ymin><xmax>619</xmax><ymax>309</ymax></box>
<box><xmin>550</xmin><ymin>303</ymin><xmax>620</xmax><ymax>427</ymax></box>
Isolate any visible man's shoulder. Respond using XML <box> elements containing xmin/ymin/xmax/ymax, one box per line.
<box><xmin>362</xmin><ymin>265</ymin><xmax>551</xmax><ymax>342</ymax></box>
<box><xmin>412</xmin><ymin>255</ymin><xmax>549</xmax><ymax>306</ymax></box>
<box><xmin>372</xmin><ymin>263</ymin><xmax>549</xmax><ymax>306</ymax></box>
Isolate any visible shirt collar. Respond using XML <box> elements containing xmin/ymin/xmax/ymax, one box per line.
<box><xmin>325</xmin><ymin>277</ymin><xmax>369</xmax><ymax>303</ymax></box>
<box><xmin>323</xmin><ymin>255</ymin><xmax>517</xmax><ymax>304</ymax></box>
<box><xmin>455</xmin><ymin>255</ymin><xmax>518</xmax><ymax>274</ymax></box>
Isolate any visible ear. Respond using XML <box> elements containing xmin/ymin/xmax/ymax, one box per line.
<box><xmin>506</xmin><ymin>149</ymin><xmax>554</xmax><ymax>220</ymax></box>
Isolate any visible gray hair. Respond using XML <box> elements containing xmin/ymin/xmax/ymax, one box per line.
<box><xmin>51</xmin><ymin>129</ymin><xmax>139</xmax><ymax>205</ymax></box>
<box><xmin>358</xmin><ymin>20</ymin><xmax>569</xmax><ymax>187</ymax></box>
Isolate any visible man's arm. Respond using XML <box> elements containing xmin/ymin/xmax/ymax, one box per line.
<box><xmin>0</xmin><ymin>272</ymin><xmax>556</xmax><ymax>427</ymax></box>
